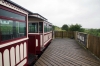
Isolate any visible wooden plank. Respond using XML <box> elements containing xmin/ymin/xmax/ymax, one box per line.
<box><xmin>34</xmin><ymin>38</ymin><xmax>100</xmax><ymax>66</ymax></box>
<box><xmin>43</xmin><ymin>53</ymin><xmax>80</xmax><ymax>66</ymax></box>
<box><xmin>54</xmin><ymin>31</ymin><xmax>75</xmax><ymax>38</ymax></box>
<box><xmin>41</xmin><ymin>56</ymin><xmax>62</xmax><ymax>66</ymax></box>
<box><xmin>86</xmin><ymin>35</ymin><xmax>100</xmax><ymax>59</ymax></box>
<box><xmin>93</xmin><ymin>36</ymin><xmax>96</xmax><ymax>55</ymax></box>
<box><xmin>96</xmin><ymin>37</ymin><xmax>99</xmax><ymax>57</ymax></box>
<box><xmin>34</xmin><ymin>61</ymin><xmax>42</xmax><ymax>66</ymax></box>
<box><xmin>98</xmin><ymin>37</ymin><xmax>100</xmax><ymax>58</ymax></box>
<box><xmin>44</xmin><ymin>51</ymin><xmax>98</xmax><ymax>66</ymax></box>
<box><xmin>39</xmin><ymin>57</ymin><xmax>53</xmax><ymax>66</ymax></box>
<box><xmin>36</xmin><ymin>59</ymin><xmax>47</xmax><ymax>66</ymax></box>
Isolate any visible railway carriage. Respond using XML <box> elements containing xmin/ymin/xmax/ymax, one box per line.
<box><xmin>28</xmin><ymin>14</ymin><xmax>52</xmax><ymax>55</ymax></box>
<box><xmin>0</xmin><ymin>0</ymin><xmax>53</xmax><ymax>66</ymax></box>
<box><xmin>0</xmin><ymin>0</ymin><xmax>33</xmax><ymax>66</ymax></box>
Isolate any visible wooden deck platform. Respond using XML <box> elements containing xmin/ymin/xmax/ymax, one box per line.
<box><xmin>34</xmin><ymin>38</ymin><xmax>100</xmax><ymax>66</ymax></box>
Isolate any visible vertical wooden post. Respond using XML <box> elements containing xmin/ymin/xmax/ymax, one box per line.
<box><xmin>98</xmin><ymin>37</ymin><xmax>100</xmax><ymax>58</ymax></box>
<box><xmin>86</xmin><ymin>34</ymin><xmax>89</xmax><ymax>49</ymax></box>
<box><xmin>75</xmin><ymin>31</ymin><xmax>78</xmax><ymax>40</ymax></box>
<box><xmin>62</xmin><ymin>31</ymin><xmax>63</xmax><ymax>38</ymax></box>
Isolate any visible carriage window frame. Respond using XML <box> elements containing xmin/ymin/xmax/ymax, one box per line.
<box><xmin>44</xmin><ymin>22</ymin><xmax>52</xmax><ymax>32</ymax></box>
<box><xmin>0</xmin><ymin>7</ymin><xmax>27</xmax><ymax>43</ymax></box>
<box><xmin>49</xmin><ymin>25</ymin><xmax>52</xmax><ymax>31</ymax></box>
<box><xmin>39</xmin><ymin>22</ymin><xmax>43</xmax><ymax>33</ymax></box>
<box><xmin>44</xmin><ymin>23</ymin><xmax>47</xmax><ymax>32</ymax></box>
<box><xmin>0</xmin><ymin>8</ymin><xmax>25</xmax><ymax>21</ymax></box>
<box><xmin>28</xmin><ymin>23</ymin><xmax>38</xmax><ymax>33</ymax></box>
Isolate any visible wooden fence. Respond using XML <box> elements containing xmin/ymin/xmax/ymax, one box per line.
<box><xmin>54</xmin><ymin>31</ymin><xmax>74</xmax><ymax>38</ymax></box>
<box><xmin>54</xmin><ymin>31</ymin><xmax>100</xmax><ymax>59</ymax></box>
<box><xmin>88</xmin><ymin>35</ymin><xmax>100</xmax><ymax>58</ymax></box>
<box><xmin>76</xmin><ymin>32</ymin><xmax>100</xmax><ymax>59</ymax></box>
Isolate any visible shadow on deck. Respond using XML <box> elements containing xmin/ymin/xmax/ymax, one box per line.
<box><xmin>34</xmin><ymin>38</ymin><xmax>100</xmax><ymax>66</ymax></box>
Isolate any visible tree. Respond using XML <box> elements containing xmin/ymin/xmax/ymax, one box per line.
<box><xmin>79</xmin><ymin>28</ymin><xmax>85</xmax><ymax>32</ymax></box>
<box><xmin>69</xmin><ymin>24</ymin><xmax>84</xmax><ymax>32</ymax></box>
<box><xmin>61</xmin><ymin>24</ymin><xmax>69</xmax><ymax>31</ymax></box>
<box><xmin>52</xmin><ymin>25</ymin><xmax>62</xmax><ymax>31</ymax></box>
<box><xmin>52</xmin><ymin>25</ymin><xmax>55</xmax><ymax>30</ymax></box>
<box><xmin>85</xmin><ymin>28</ymin><xmax>100</xmax><ymax>37</ymax></box>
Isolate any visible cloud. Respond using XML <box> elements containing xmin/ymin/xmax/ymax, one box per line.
<box><xmin>12</xmin><ymin>0</ymin><xmax>100</xmax><ymax>28</ymax></box>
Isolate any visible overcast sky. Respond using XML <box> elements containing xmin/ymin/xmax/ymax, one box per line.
<box><xmin>12</xmin><ymin>0</ymin><xmax>100</xmax><ymax>28</ymax></box>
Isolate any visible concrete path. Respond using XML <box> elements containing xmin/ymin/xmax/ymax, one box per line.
<box><xmin>34</xmin><ymin>38</ymin><xmax>100</xmax><ymax>66</ymax></box>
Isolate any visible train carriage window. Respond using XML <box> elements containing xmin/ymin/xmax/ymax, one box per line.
<box><xmin>0</xmin><ymin>19</ymin><xmax>13</xmax><ymax>41</ymax></box>
<box><xmin>39</xmin><ymin>22</ymin><xmax>43</xmax><ymax>33</ymax></box>
<box><xmin>48</xmin><ymin>25</ymin><xmax>50</xmax><ymax>31</ymax></box>
<box><xmin>0</xmin><ymin>19</ymin><xmax>26</xmax><ymax>41</ymax></box>
<box><xmin>49</xmin><ymin>25</ymin><xmax>52</xmax><ymax>31</ymax></box>
<box><xmin>44</xmin><ymin>23</ymin><xmax>47</xmax><ymax>32</ymax></box>
<box><xmin>0</xmin><ymin>8</ymin><xmax>26</xmax><ymax>42</ymax></box>
<box><xmin>19</xmin><ymin>22</ymin><xmax>26</xmax><ymax>36</ymax></box>
<box><xmin>47</xmin><ymin>24</ymin><xmax>49</xmax><ymax>32</ymax></box>
<box><xmin>28</xmin><ymin>23</ymin><xmax>38</xmax><ymax>33</ymax></box>
<box><xmin>0</xmin><ymin>9</ymin><xmax>25</xmax><ymax>21</ymax></box>
<box><xmin>44</xmin><ymin>23</ymin><xmax>52</xmax><ymax>32</ymax></box>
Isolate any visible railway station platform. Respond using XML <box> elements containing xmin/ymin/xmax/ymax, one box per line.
<box><xmin>34</xmin><ymin>38</ymin><xmax>100</xmax><ymax>66</ymax></box>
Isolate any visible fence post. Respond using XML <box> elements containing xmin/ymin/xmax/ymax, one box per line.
<box><xmin>62</xmin><ymin>31</ymin><xmax>63</xmax><ymax>38</ymax></box>
<box><xmin>87</xmin><ymin>34</ymin><xmax>89</xmax><ymax>49</ymax></box>
<box><xmin>74</xmin><ymin>31</ymin><xmax>77</xmax><ymax>40</ymax></box>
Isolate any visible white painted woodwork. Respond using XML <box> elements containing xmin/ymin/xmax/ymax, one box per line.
<box><xmin>17</xmin><ymin>59</ymin><xmax>27</xmax><ymax>66</ymax></box>
<box><xmin>40</xmin><ymin>35</ymin><xmax>42</xmax><ymax>47</ymax></box>
<box><xmin>10</xmin><ymin>47</ymin><xmax>15</xmax><ymax>66</ymax></box>
<box><xmin>20</xmin><ymin>44</ymin><xmax>23</xmax><ymax>60</ymax></box>
<box><xmin>0</xmin><ymin>0</ymin><xmax>28</xmax><ymax>14</ymax></box>
<box><xmin>44</xmin><ymin>35</ymin><xmax>45</xmax><ymax>42</ymax></box>
<box><xmin>16</xmin><ymin>45</ymin><xmax>20</xmax><ymax>63</ymax></box>
<box><xmin>0</xmin><ymin>38</ymin><xmax>28</xmax><ymax>48</ymax></box>
<box><xmin>24</xmin><ymin>42</ymin><xmax>27</xmax><ymax>58</ymax></box>
<box><xmin>3</xmin><ymin>49</ymin><xmax>10</xmax><ymax>66</ymax></box>
<box><xmin>0</xmin><ymin>52</ymin><xmax>2</xmax><ymax>66</ymax></box>
<box><xmin>44</xmin><ymin>33</ymin><xmax>52</xmax><ymax>45</ymax></box>
<box><xmin>36</xmin><ymin>39</ymin><xmax>38</xmax><ymax>47</ymax></box>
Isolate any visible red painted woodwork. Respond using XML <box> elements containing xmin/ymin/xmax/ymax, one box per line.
<box><xmin>0</xmin><ymin>16</ymin><xmax>25</xmax><ymax>22</ymax></box>
<box><xmin>0</xmin><ymin>5</ymin><xmax>27</xmax><ymax>45</ymax></box>
<box><xmin>44</xmin><ymin>39</ymin><xmax>52</xmax><ymax>47</ymax></box>
<box><xmin>28</xmin><ymin>32</ymin><xmax>52</xmax><ymax>55</ymax></box>
<box><xmin>0</xmin><ymin>2</ymin><xmax>28</xmax><ymax>66</ymax></box>
<box><xmin>0</xmin><ymin>37</ymin><xmax>27</xmax><ymax>45</ymax></box>
<box><xmin>28</xmin><ymin>34</ymin><xmax>41</xmax><ymax>55</ymax></box>
<box><xmin>44</xmin><ymin>32</ymin><xmax>52</xmax><ymax>47</ymax></box>
<box><xmin>35</xmin><ymin>35</ymin><xmax>41</xmax><ymax>54</ymax></box>
<box><xmin>0</xmin><ymin>5</ymin><xmax>26</xmax><ymax>16</ymax></box>
<box><xmin>0</xmin><ymin>39</ymin><xmax>28</xmax><ymax>66</ymax></box>
<box><xmin>28</xmin><ymin>35</ymin><xmax>36</xmax><ymax>55</ymax></box>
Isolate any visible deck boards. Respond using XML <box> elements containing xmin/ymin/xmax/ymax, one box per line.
<box><xmin>34</xmin><ymin>38</ymin><xmax>100</xmax><ymax>66</ymax></box>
